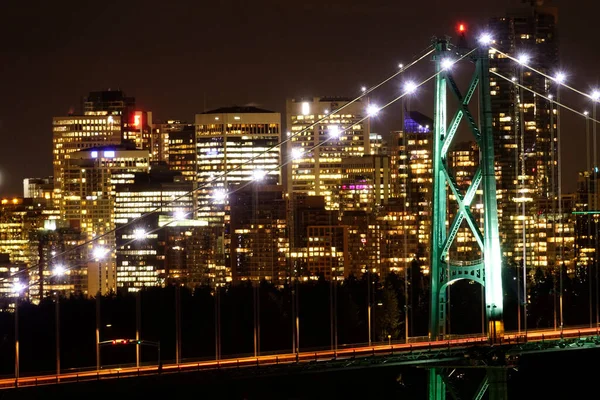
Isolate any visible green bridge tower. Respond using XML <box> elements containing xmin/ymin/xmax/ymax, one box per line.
<box><xmin>428</xmin><ymin>37</ymin><xmax>505</xmax><ymax>400</ymax></box>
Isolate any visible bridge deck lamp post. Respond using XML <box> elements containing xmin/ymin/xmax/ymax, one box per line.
<box><xmin>93</xmin><ymin>246</ymin><xmax>108</xmax><ymax>370</ymax></box>
<box><xmin>52</xmin><ymin>264</ymin><xmax>66</xmax><ymax>377</ymax></box>
<box><xmin>12</xmin><ymin>281</ymin><xmax>25</xmax><ymax>387</ymax></box>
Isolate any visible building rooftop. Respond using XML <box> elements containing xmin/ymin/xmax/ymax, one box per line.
<box><xmin>202</xmin><ymin>106</ymin><xmax>275</xmax><ymax>114</ymax></box>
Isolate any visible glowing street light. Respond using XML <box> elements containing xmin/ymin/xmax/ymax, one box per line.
<box><xmin>328</xmin><ymin>125</ymin><xmax>341</xmax><ymax>138</ymax></box>
<box><xmin>53</xmin><ymin>265</ymin><xmax>66</xmax><ymax>277</ymax></box>
<box><xmin>554</xmin><ymin>72</ymin><xmax>566</xmax><ymax>84</ymax></box>
<box><xmin>133</xmin><ymin>228</ymin><xmax>147</xmax><ymax>241</ymax></box>
<box><xmin>441</xmin><ymin>58</ymin><xmax>455</xmax><ymax>70</ymax></box>
<box><xmin>584</xmin><ymin>111</ymin><xmax>590</xmax><ymax>116</ymax></box>
<box><xmin>478</xmin><ymin>33</ymin><xmax>493</xmax><ymax>46</ymax></box>
<box><xmin>253</xmin><ymin>169</ymin><xmax>267</xmax><ymax>181</ymax></box>
<box><xmin>591</xmin><ymin>90</ymin><xmax>600</xmax><ymax>102</ymax></box>
<box><xmin>366</xmin><ymin>105</ymin><xmax>380</xmax><ymax>117</ymax></box>
<box><xmin>398</xmin><ymin>63</ymin><xmax>404</xmax><ymax>69</ymax></box>
<box><xmin>517</xmin><ymin>53</ymin><xmax>530</xmax><ymax>65</ymax></box>
<box><xmin>404</xmin><ymin>81</ymin><xmax>418</xmax><ymax>95</ymax></box>
<box><xmin>291</xmin><ymin>147</ymin><xmax>304</xmax><ymax>160</ymax></box>
<box><xmin>361</xmin><ymin>86</ymin><xmax>367</xmax><ymax>93</ymax></box>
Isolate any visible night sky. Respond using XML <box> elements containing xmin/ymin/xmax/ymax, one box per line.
<box><xmin>1</xmin><ymin>0</ymin><xmax>598</xmax><ymax>196</ymax></box>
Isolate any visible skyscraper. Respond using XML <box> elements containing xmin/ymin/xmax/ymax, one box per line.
<box><xmin>195</xmin><ymin>106</ymin><xmax>281</xmax><ymax>224</ymax></box>
<box><xmin>488</xmin><ymin>1</ymin><xmax>558</xmax><ymax>267</ymax></box>
<box><xmin>53</xmin><ymin>90</ymin><xmax>139</xmax><ymax>204</ymax></box>
<box><xmin>286</xmin><ymin>97</ymin><xmax>370</xmax><ymax>211</ymax></box>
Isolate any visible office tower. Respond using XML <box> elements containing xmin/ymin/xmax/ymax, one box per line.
<box><xmin>340</xmin><ymin>155</ymin><xmax>391</xmax><ymax>213</ymax></box>
<box><xmin>0</xmin><ymin>197</ymin><xmax>60</xmax><ymax>301</ymax></box>
<box><xmin>61</xmin><ymin>146</ymin><xmax>150</xmax><ymax>239</ymax></box>
<box><xmin>390</xmin><ymin>111</ymin><xmax>434</xmax><ymax>268</ymax></box>
<box><xmin>114</xmin><ymin>168</ymin><xmax>195</xmax><ymax>292</ymax></box>
<box><xmin>61</xmin><ymin>146</ymin><xmax>150</xmax><ymax>293</ymax></box>
<box><xmin>123</xmin><ymin>110</ymin><xmax>152</xmax><ymax>152</ymax></box>
<box><xmin>338</xmin><ymin>155</ymin><xmax>390</xmax><ymax>276</ymax></box>
<box><xmin>287</xmin><ymin>194</ymin><xmax>343</xmax><ymax>279</ymax></box>
<box><xmin>195</xmin><ymin>106</ymin><xmax>281</xmax><ymax>224</ymax></box>
<box><xmin>166</xmin><ymin>121</ymin><xmax>197</xmax><ymax>181</ymax></box>
<box><xmin>83</xmin><ymin>90</ymin><xmax>135</xmax><ymax>115</ymax></box>
<box><xmin>286</xmin><ymin>97</ymin><xmax>370</xmax><ymax>211</ymax></box>
<box><xmin>52</xmin><ymin>114</ymin><xmax>122</xmax><ymax>200</ymax></box>
<box><xmin>164</xmin><ymin>222</ymin><xmax>226</xmax><ymax>287</ymax></box>
<box><xmin>28</xmin><ymin>228</ymin><xmax>87</xmax><ymax>299</ymax></box>
<box><xmin>488</xmin><ymin>1</ymin><xmax>558</xmax><ymax>266</ymax></box>
<box><xmin>229</xmin><ymin>183</ymin><xmax>288</xmax><ymax>284</ymax></box>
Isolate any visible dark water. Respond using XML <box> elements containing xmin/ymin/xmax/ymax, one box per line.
<box><xmin>3</xmin><ymin>347</ymin><xmax>598</xmax><ymax>399</ymax></box>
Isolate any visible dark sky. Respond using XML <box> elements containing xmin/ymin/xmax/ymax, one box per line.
<box><xmin>1</xmin><ymin>0</ymin><xmax>598</xmax><ymax>196</ymax></box>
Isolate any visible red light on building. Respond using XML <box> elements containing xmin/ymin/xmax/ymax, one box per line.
<box><xmin>459</xmin><ymin>24</ymin><xmax>466</xmax><ymax>32</ymax></box>
<box><xmin>133</xmin><ymin>114</ymin><xmax>141</xmax><ymax>127</ymax></box>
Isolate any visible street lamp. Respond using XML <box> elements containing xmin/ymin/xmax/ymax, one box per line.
<box><xmin>554</xmin><ymin>71</ymin><xmax>566</xmax><ymax>332</ymax></box>
<box><xmin>93</xmin><ymin>246</ymin><xmax>107</xmax><ymax>371</ymax></box>
<box><xmin>52</xmin><ymin>265</ymin><xmax>65</xmax><ymax>378</ymax></box>
<box><xmin>252</xmin><ymin>169</ymin><xmax>264</xmax><ymax>357</ymax></box>
<box><xmin>12</xmin><ymin>281</ymin><xmax>25</xmax><ymax>386</ymax></box>
<box><xmin>591</xmin><ymin>89</ymin><xmax>600</xmax><ymax>329</ymax></box>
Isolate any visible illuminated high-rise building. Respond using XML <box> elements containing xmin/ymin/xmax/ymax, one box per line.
<box><xmin>488</xmin><ymin>1</ymin><xmax>558</xmax><ymax>266</ymax></box>
<box><xmin>286</xmin><ymin>97</ymin><xmax>370</xmax><ymax>211</ymax></box>
<box><xmin>28</xmin><ymin>227</ymin><xmax>87</xmax><ymax>300</ymax></box>
<box><xmin>195</xmin><ymin>106</ymin><xmax>281</xmax><ymax>224</ymax></box>
<box><xmin>229</xmin><ymin>183</ymin><xmax>288</xmax><ymax>284</ymax></box>
<box><xmin>61</xmin><ymin>146</ymin><xmax>150</xmax><ymax>293</ymax></box>
<box><xmin>52</xmin><ymin>114</ymin><xmax>122</xmax><ymax>201</ymax></box>
<box><xmin>61</xmin><ymin>146</ymin><xmax>150</xmax><ymax>240</ymax></box>
<box><xmin>389</xmin><ymin>111</ymin><xmax>434</xmax><ymax>268</ymax></box>
<box><xmin>114</xmin><ymin>169</ymin><xmax>195</xmax><ymax>292</ymax></box>
<box><xmin>166</xmin><ymin>122</ymin><xmax>197</xmax><ymax>181</ymax></box>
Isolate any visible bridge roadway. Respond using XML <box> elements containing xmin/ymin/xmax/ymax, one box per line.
<box><xmin>1</xmin><ymin>325</ymin><xmax>598</xmax><ymax>389</ymax></box>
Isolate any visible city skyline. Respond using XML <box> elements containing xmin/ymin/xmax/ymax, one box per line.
<box><xmin>1</xmin><ymin>0</ymin><xmax>599</xmax><ymax>196</ymax></box>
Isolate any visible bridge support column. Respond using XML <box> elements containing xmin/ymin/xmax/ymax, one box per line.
<box><xmin>487</xmin><ymin>368</ymin><xmax>508</xmax><ymax>400</ymax></box>
<box><xmin>428</xmin><ymin>369</ymin><xmax>446</xmax><ymax>400</ymax></box>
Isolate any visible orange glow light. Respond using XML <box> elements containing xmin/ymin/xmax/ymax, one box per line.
<box><xmin>458</xmin><ymin>23</ymin><xmax>466</xmax><ymax>32</ymax></box>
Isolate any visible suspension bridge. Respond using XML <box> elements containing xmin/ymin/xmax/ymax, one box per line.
<box><xmin>2</xmin><ymin>29</ymin><xmax>600</xmax><ymax>400</ymax></box>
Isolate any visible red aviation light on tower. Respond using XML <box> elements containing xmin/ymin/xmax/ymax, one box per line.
<box><xmin>458</xmin><ymin>23</ymin><xmax>466</xmax><ymax>33</ymax></box>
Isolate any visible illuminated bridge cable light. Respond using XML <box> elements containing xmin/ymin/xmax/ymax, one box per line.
<box><xmin>404</xmin><ymin>81</ymin><xmax>418</xmax><ymax>94</ymax></box>
<box><xmin>478</xmin><ymin>33</ymin><xmax>493</xmax><ymax>46</ymax></box>
<box><xmin>0</xmin><ymin>44</ymin><xmax>438</xmax><ymax>287</ymax></box>
<box><xmin>517</xmin><ymin>53</ymin><xmax>530</xmax><ymax>65</ymax></box>
<box><xmin>12</xmin><ymin>45</ymin><xmax>472</xmax><ymax>291</ymax></box>
<box><xmin>366</xmin><ymin>105</ymin><xmax>380</xmax><ymax>117</ymax></box>
<box><xmin>440</xmin><ymin>58</ymin><xmax>455</xmax><ymax>71</ymax></box>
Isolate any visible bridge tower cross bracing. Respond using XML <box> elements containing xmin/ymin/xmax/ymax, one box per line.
<box><xmin>428</xmin><ymin>37</ymin><xmax>505</xmax><ymax>400</ymax></box>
